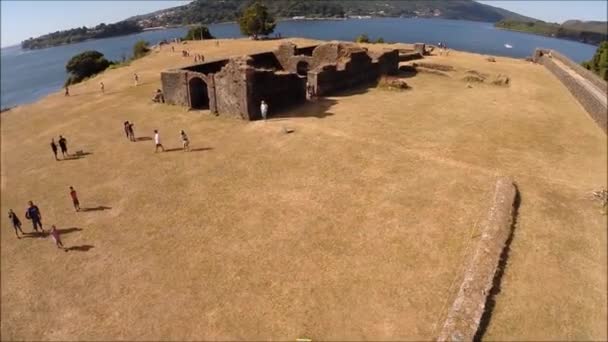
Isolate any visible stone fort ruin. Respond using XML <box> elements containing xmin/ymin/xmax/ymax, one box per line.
<box><xmin>161</xmin><ymin>42</ymin><xmax>399</xmax><ymax>120</ymax></box>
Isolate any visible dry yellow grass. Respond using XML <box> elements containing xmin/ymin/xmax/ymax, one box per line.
<box><xmin>1</xmin><ymin>38</ymin><xmax>606</xmax><ymax>340</ymax></box>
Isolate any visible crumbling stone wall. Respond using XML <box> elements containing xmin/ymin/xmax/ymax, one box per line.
<box><xmin>212</xmin><ymin>58</ymin><xmax>251</xmax><ymax>120</ymax></box>
<box><xmin>535</xmin><ymin>49</ymin><xmax>607</xmax><ymax>134</ymax></box>
<box><xmin>161</xmin><ymin>70</ymin><xmax>189</xmax><ymax>106</ymax></box>
<box><xmin>274</xmin><ymin>42</ymin><xmax>316</xmax><ymax>73</ymax></box>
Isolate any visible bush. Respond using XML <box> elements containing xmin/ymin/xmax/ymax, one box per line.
<box><xmin>355</xmin><ymin>34</ymin><xmax>370</xmax><ymax>43</ymax></box>
<box><xmin>581</xmin><ymin>41</ymin><xmax>608</xmax><ymax>80</ymax></box>
<box><xmin>64</xmin><ymin>50</ymin><xmax>111</xmax><ymax>86</ymax></box>
<box><xmin>184</xmin><ymin>25</ymin><xmax>214</xmax><ymax>40</ymax></box>
<box><xmin>133</xmin><ymin>40</ymin><xmax>150</xmax><ymax>59</ymax></box>
<box><xmin>376</xmin><ymin>37</ymin><xmax>385</xmax><ymax>43</ymax></box>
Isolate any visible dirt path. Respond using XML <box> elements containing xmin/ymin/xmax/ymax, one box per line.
<box><xmin>552</xmin><ymin>57</ymin><xmax>607</xmax><ymax>108</ymax></box>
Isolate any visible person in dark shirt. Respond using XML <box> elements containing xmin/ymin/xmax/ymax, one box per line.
<box><xmin>8</xmin><ymin>209</ymin><xmax>24</xmax><ymax>239</ymax></box>
<box><xmin>50</xmin><ymin>138</ymin><xmax>58</xmax><ymax>161</ymax></box>
<box><xmin>25</xmin><ymin>201</ymin><xmax>44</xmax><ymax>233</ymax></box>
<box><xmin>128</xmin><ymin>122</ymin><xmax>136</xmax><ymax>142</ymax></box>
<box><xmin>58</xmin><ymin>135</ymin><xmax>68</xmax><ymax>158</ymax></box>
<box><xmin>124</xmin><ymin>121</ymin><xmax>130</xmax><ymax>140</ymax></box>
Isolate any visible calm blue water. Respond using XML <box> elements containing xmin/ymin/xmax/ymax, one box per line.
<box><xmin>1</xmin><ymin>18</ymin><xmax>598</xmax><ymax>109</ymax></box>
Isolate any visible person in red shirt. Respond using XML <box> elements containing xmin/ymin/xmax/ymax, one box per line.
<box><xmin>69</xmin><ymin>186</ymin><xmax>80</xmax><ymax>212</ymax></box>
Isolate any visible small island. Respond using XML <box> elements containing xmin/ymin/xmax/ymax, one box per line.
<box><xmin>495</xmin><ymin>19</ymin><xmax>607</xmax><ymax>46</ymax></box>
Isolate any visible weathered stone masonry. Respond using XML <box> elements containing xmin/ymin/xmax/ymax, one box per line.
<box><xmin>533</xmin><ymin>49</ymin><xmax>607</xmax><ymax>134</ymax></box>
<box><xmin>161</xmin><ymin>42</ymin><xmax>399</xmax><ymax>120</ymax></box>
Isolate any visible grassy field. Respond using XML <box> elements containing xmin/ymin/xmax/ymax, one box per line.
<box><xmin>1</xmin><ymin>38</ymin><xmax>606</xmax><ymax>340</ymax></box>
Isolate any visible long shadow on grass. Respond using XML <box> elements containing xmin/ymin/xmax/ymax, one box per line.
<box><xmin>65</xmin><ymin>245</ymin><xmax>94</xmax><ymax>252</ymax></box>
<box><xmin>164</xmin><ymin>147</ymin><xmax>213</xmax><ymax>153</ymax></box>
<box><xmin>474</xmin><ymin>186</ymin><xmax>521</xmax><ymax>341</ymax></box>
<box><xmin>22</xmin><ymin>227</ymin><xmax>83</xmax><ymax>238</ymax></box>
<box><xmin>81</xmin><ymin>206</ymin><xmax>111</xmax><ymax>212</ymax></box>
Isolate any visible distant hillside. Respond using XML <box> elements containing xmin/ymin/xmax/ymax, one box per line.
<box><xmin>22</xmin><ymin>0</ymin><xmax>536</xmax><ymax>49</ymax></box>
<box><xmin>129</xmin><ymin>0</ymin><xmax>536</xmax><ymax>28</ymax></box>
<box><xmin>21</xmin><ymin>21</ymin><xmax>141</xmax><ymax>50</ymax></box>
<box><xmin>495</xmin><ymin>19</ymin><xmax>608</xmax><ymax>45</ymax></box>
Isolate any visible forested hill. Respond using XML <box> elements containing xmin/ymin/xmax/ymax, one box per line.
<box><xmin>495</xmin><ymin>20</ymin><xmax>608</xmax><ymax>46</ymax></box>
<box><xmin>129</xmin><ymin>0</ymin><xmax>535</xmax><ymax>27</ymax></box>
<box><xmin>21</xmin><ymin>21</ymin><xmax>142</xmax><ymax>50</ymax></box>
<box><xmin>22</xmin><ymin>0</ymin><xmax>536</xmax><ymax>49</ymax></box>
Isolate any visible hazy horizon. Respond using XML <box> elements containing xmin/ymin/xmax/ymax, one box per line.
<box><xmin>1</xmin><ymin>0</ymin><xmax>606</xmax><ymax>48</ymax></box>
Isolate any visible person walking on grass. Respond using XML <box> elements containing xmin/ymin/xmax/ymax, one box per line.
<box><xmin>50</xmin><ymin>226</ymin><xmax>65</xmax><ymax>250</ymax></box>
<box><xmin>69</xmin><ymin>186</ymin><xmax>80</xmax><ymax>212</ymax></box>
<box><xmin>128</xmin><ymin>122</ymin><xmax>136</xmax><ymax>141</ymax></box>
<box><xmin>180</xmin><ymin>130</ymin><xmax>190</xmax><ymax>151</ymax></box>
<box><xmin>124</xmin><ymin>121</ymin><xmax>130</xmax><ymax>140</ymax></box>
<box><xmin>58</xmin><ymin>135</ymin><xmax>68</xmax><ymax>158</ymax></box>
<box><xmin>260</xmin><ymin>100</ymin><xmax>268</xmax><ymax>120</ymax></box>
<box><xmin>134</xmin><ymin>73</ymin><xmax>139</xmax><ymax>86</ymax></box>
<box><xmin>25</xmin><ymin>201</ymin><xmax>44</xmax><ymax>233</ymax></box>
<box><xmin>100</xmin><ymin>82</ymin><xmax>105</xmax><ymax>93</ymax></box>
<box><xmin>154</xmin><ymin>130</ymin><xmax>165</xmax><ymax>152</ymax></box>
<box><xmin>50</xmin><ymin>138</ymin><xmax>58</xmax><ymax>160</ymax></box>
<box><xmin>8</xmin><ymin>209</ymin><xmax>25</xmax><ymax>239</ymax></box>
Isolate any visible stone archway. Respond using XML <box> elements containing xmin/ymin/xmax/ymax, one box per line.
<box><xmin>189</xmin><ymin>77</ymin><xmax>209</xmax><ymax>109</ymax></box>
<box><xmin>296</xmin><ymin>61</ymin><xmax>309</xmax><ymax>77</ymax></box>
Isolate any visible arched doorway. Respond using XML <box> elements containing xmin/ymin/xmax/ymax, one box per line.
<box><xmin>296</xmin><ymin>61</ymin><xmax>309</xmax><ymax>77</ymax></box>
<box><xmin>189</xmin><ymin>77</ymin><xmax>209</xmax><ymax>109</ymax></box>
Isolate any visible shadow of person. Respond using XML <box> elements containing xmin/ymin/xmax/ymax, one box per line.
<box><xmin>190</xmin><ymin>147</ymin><xmax>213</xmax><ymax>152</ymax></box>
<box><xmin>21</xmin><ymin>231</ymin><xmax>48</xmax><ymax>238</ymax></box>
<box><xmin>81</xmin><ymin>206</ymin><xmax>112</xmax><ymax>212</ymax></box>
<box><xmin>56</xmin><ymin>227</ymin><xmax>83</xmax><ymax>235</ymax></box>
<box><xmin>136</xmin><ymin>136</ymin><xmax>153</xmax><ymax>142</ymax></box>
<box><xmin>59</xmin><ymin>152</ymin><xmax>92</xmax><ymax>161</ymax></box>
<box><xmin>65</xmin><ymin>245</ymin><xmax>94</xmax><ymax>252</ymax></box>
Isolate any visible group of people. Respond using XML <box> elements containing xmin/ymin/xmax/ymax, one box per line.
<box><xmin>152</xmin><ymin>129</ymin><xmax>190</xmax><ymax>152</ymax></box>
<box><xmin>193</xmin><ymin>54</ymin><xmax>205</xmax><ymax>63</ymax></box>
<box><xmin>152</xmin><ymin>89</ymin><xmax>165</xmax><ymax>103</ymax></box>
<box><xmin>50</xmin><ymin>135</ymin><xmax>69</xmax><ymax>160</ymax></box>
<box><xmin>123</xmin><ymin>121</ymin><xmax>136</xmax><ymax>141</ymax></box>
<box><xmin>437</xmin><ymin>42</ymin><xmax>450</xmax><ymax>56</ymax></box>
<box><xmin>8</xmin><ymin>186</ymin><xmax>81</xmax><ymax>250</ymax></box>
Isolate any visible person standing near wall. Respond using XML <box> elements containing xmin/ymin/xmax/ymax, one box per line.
<box><xmin>260</xmin><ymin>100</ymin><xmax>268</xmax><ymax>120</ymax></box>
<box><xmin>180</xmin><ymin>130</ymin><xmax>190</xmax><ymax>151</ymax></box>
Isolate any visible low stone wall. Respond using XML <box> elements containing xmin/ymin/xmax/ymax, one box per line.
<box><xmin>539</xmin><ymin>54</ymin><xmax>607</xmax><ymax>134</ymax></box>
<box><xmin>437</xmin><ymin>178</ymin><xmax>517</xmax><ymax>342</ymax></box>
<box><xmin>551</xmin><ymin>50</ymin><xmax>607</xmax><ymax>93</ymax></box>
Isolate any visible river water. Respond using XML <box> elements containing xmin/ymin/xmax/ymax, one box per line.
<box><xmin>0</xmin><ymin>18</ymin><xmax>598</xmax><ymax>109</ymax></box>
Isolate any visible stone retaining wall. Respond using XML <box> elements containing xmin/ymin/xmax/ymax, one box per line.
<box><xmin>551</xmin><ymin>50</ymin><xmax>607</xmax><ymax>93</ymax></box>
<box><xmin>537</xmin><ymin>52</ymin><xmax>607</xmax><ymax>134</ymax></box>
<box><xmin>437</xmin><ymin>178</ymin><xmax>517</xmax><ymax>342</ymax></box>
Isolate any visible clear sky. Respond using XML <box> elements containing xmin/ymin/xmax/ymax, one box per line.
<box><xmin>1</xmin><ymin>0</ymin><xmax>607</xmax><ymax>48</ymax></box>
<box><xmin>478</xmin><ymin>1</ymin><xmax>608</xmax><ymax>23</ymax></box>
<box><xmin>1</xmin><ymin>1</ymin><xmax>191</xmax><ymax>47</ymax></box>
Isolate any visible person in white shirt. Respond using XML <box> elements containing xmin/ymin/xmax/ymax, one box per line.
<box><xmin>260</xmin><ymin>100</ymin><xmax>268</xmax><ymax>120</ymax></box>
<box><xmin>154</xmin><ymin>130</ymin><xmax>165</xmax><ymax>153</ymax></box>
<box><xmin>180</xmin><ymin>130</ymin><xmax>190</xmax><ymax>152</ymax></box>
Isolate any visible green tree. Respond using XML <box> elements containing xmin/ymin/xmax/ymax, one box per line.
<box><xmin>238</xmin><ymin>2</ymin><xmax>276</xmax><ymax>39</ymax></box>
<box><xmin>355</xmin><ymin>34</ymin><xmax>370</xmax><ymax>43</ymax></box>
<box><xmin>375</xmin><ymin>37</ymin><xmax>385</xmax><ymax>43</ymax></box>
<box><xmin>133</xmin><ymin>40</ymin><xmax>150</xmax><ymax>59</ymax></box>
<box><xmin>64</xmin><ymin>50</ymin><xmax>111</xmax><ymax>86</ymax></box>
<box><xmin>582</xmin><ymin>41</ymin><xmax>608</xmax><ymax>80</ymax></box>
<box><xmin>184</xmin><ymin>25</ymin><xmax>215</xmax><ymax>40</ymax></box>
